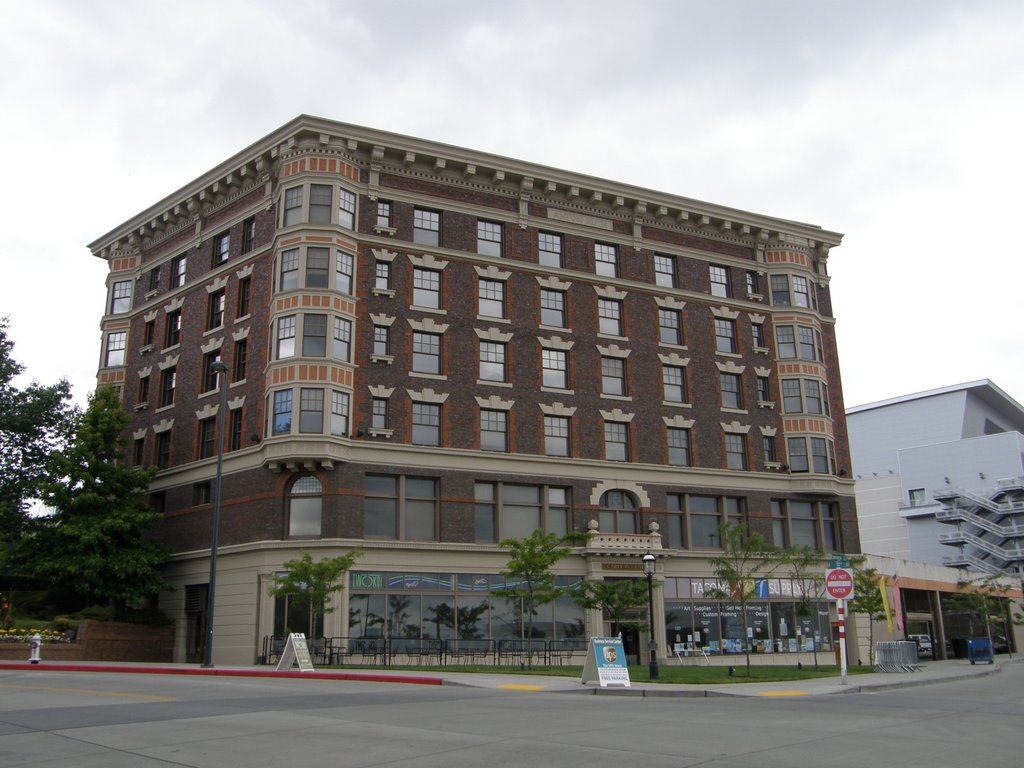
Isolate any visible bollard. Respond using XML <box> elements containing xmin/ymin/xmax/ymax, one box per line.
<box><xmin>29</xmin><ymin>633</ymin><xmax>41</xmax><ymax>664</ymax></box>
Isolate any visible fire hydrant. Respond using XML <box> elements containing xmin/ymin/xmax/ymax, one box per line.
<box><xmin>29</xmin><ymin>633</ymin><xmax>41</xmax><ymax>664</ymax></box>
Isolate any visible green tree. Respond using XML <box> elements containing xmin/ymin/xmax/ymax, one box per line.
<box><xmin>23</xmin><ymin>386</ymin><xmax>165</xmax><ymax>609</ymax></box>
<box><xmin>708</xmin><ymin>522</ymin><xmax>782</xmax><ymax>677</ymax></box>
<box><xmin>573</xmin><ymin>578</ymin><xmax>652</xmax><ymax>633</ymax></box>
<box><xmin>848</xmin><ymin>566</ymin><xmax>886</xmax><ymax>666</ymax></box>
<box><xmin>943</xmin><ymin>572</ymin><xmax>1014</xmax><ymax>647</ymax></box>
<box><xmin>784</xmin><ymin>545</ymin><xmax>827</xmax><ymax>669</ymax></box>
<box><xmin>268</xmin><ymin>550</ymin><xmax>360</xmax><ymax>638</ymax></box>
<box><xmin>0</xmin><ymin>317</ymin><xmax>76</xmax><ymax>611</ymax></box>
<box><xmin>495</xmin><ymin>529</ymin><xmax>586</xmax><ymax>667</ymax></box>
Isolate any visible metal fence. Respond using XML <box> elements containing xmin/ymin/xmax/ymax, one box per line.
<box><xmin>874</xmin><ymin>641</ymin><xmax>920</xmax><ymax>672</ymax></box>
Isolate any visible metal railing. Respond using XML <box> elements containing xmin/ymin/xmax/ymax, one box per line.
<box><xmin>874</xmin><ymin>641</ymin><xmax>919</xmax><ymax>672</ymax></box>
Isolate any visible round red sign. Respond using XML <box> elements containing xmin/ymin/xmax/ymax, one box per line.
<box><xmin>824</xmin><ymin>568</ymin><xmax>854</xmax><ymax>600</ymax></box>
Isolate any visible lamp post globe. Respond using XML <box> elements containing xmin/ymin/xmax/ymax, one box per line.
<box><xmin>642</xmin><ymin>552</ymin><xmax>659</xmax><ymax>680</ymax></box>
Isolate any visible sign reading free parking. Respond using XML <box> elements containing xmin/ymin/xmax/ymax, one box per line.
<box><xmin>824</xmin><ymin>568</ymin><xmax>855</xmax><ymax>600</ymax></box>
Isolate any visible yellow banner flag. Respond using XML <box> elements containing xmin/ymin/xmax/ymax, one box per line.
<box><xmin>878</xmin><ymin>575</ymin><xmax>894</xmax><ymax>632</ymax></box>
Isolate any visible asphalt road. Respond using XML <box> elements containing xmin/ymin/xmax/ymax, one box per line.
<box><xmin>2</xmin><ymin>663</ymin><xmax>1022</xmax><ymax>767</ymax></box>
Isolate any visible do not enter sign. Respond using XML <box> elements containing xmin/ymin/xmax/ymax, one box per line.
<box><xmin>824</xmin><ymin>568</ymin><xmax>855</xmax><ymax>600</ymax></box>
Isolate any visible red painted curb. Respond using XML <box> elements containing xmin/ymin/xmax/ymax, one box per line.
<box><xmin>0</xmin><ymin>663</ymin><xmax>443</xmax><ymax>686</ymax></box>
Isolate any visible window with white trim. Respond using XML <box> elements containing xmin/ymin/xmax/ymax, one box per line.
<box><xmin>538</xmin><ymin>232</ymin><xmax>562</xmax><ymax>268</ymax></box>
<box><xmin>413</xmin><ymin>208</ymin><xmax>440</xmax><ymax>246</ymax></box>
<box><xmin>710</xmin><ymin>265</ymin><xmax>730</xmax><ymax>297</ymax></box>
<box><xmin>595</xmin><ymin>243</ymin><xmax>617</xmax><ymax>277</ymax></box>
<box><xmin>479</xmin><ymin>341</ymin><xmax>507</xmax><ymax>382</ymax></box>
<box><xmin>335</xmin><ymin>251</ymin><xmax>354</xmax><ymax>294</ymax></box>
<box><xmin>105</xmin><ymin>331</ymin><xmax>126</xmax><ymax>367</ymax></box>
<box><xmin>478</xmin><ymin>279</ymin><xmax>505</xmax><ymax>318</ymax></box>
<box><xmin>663</xmin><ymin>365</ymin><xmax>687</xmax><ymax>403</ymax></box>
<box><xmin>338</xmin><ymin>188</ymin><xmax>356</xmax><ymax>229</ymax></box>
<box><xmin>540</xmin><ymin>289</ymin><xmax>566</xmax><ymax>327</ymax></box>
<box><xmin>279</xmin><ymin>248</ymin><xmax>299</xmax><ymax>291</ymax></box>
<box><xmin>604</xmin><ymin>421</ymin><xmax>629</xmax><ymax>461</ymax></box>
<box><xmin>720</xmin><ymin>372</ymin><xmax>742</xmax><ymax>409</ymax></box>
<box><xmin>288</xmin><ymin>476</ymin><xmax>322</xmax><ymax>538</ymax></box>
<box><xmin>283</xmin><ymin>187</ymin><xmax>303</xmax><ymax>227</ymax></box>
<box><xmin>601</xmin><ymin>356</ymin><xmax>625</xmax><ymax>396</ymax></box>
<box><xmin>299</xmin><ymin>388</ymin><xmax>324</xmax><ymax>433</ymax></box>
<box><xmin>542</xmin><ymin>349</ymin><xmax>568</xmax><ymax>389</ymax></box>
<box><xmin>715</xmin><ymin>318</ymin><xmax>736</xmax><ymax>353</ymax></box>
<box><xmin>544</xmin><ymin>415</ymin><xmax>570</xmax><ymax>457</ymax></box>
<box><xmin>277</xmin><ymin>315</ymin><xmax>297</xmax><ymax>359</ymax></box>
<box><xmin>725</xmin><ymin>433</ymin><xmax>747</xmax><ymax>470</ymax></box>
<box><xmin>480</xmin><ymin>409</ymin><xmax>507</xmax><ymax>452</ymax></box>
<box><xmin>332</xmin><ymin>317</ymin><xmax>352</xmax><ymax>362</ymax></box>
<box><xmin>309</xmin><ymin>184</ymin><xmax>332</xmax><ymax>224</ymax></box>
<box><xmin>110</xmin><ymin>280</ymin><xmax>132</xmax><ymax>314</ymax></box>
<box><xmin>330</xmin><ymin>390</ymin><xmax>349</xmax><ymax>437</ymax></box>
<box><xmin>365</xmin><ymin>475</ymin><xmax>438</xmax><ymax>541</ymax></box>
<box><xmin>305</xmin><ymin>247</ymin><xmax>329</xmax><ymax>288</ymax></box>
<box><xmin>302</xmin><ymin>314</ymin><xmax>327</xmax><ymax>357</ymax></box>
<box><xmin>411</xmin><ymin>402</ymin><xmax>441</xmax><ymax>446</ymax></box>
<box><xmin>413</xmin><ymin>268</ymin><xmax>441</xmax><ymax>308</ymax></box>
<box><xmin>598</xmin><ymin>298</ymin><xmax>622</xmax><ymax>336</ymax></box>
<box><xmin>654</xmin><ymin>254</ymin><xmax>677</xmax><ymax>287</ymax></box>
<box><xmin>412</xmin><ymin>332</ymin><xmax>441</xmax><ymax>374</ymax></box>
<box><xmin>477</xmin><ymin>220</ymin><xmax>502</xmax><ymax>257</ymax></box>
<box><xmin>667</xmin><ymin>427</ymin><xmax>691</xmax><ymax>467</ymax></box>
<box><xmin>659</xmin><ymin>308</ymin><xmax>683</xmax><ymax>345</ymax></box>
<box><xmin>474</xmin><ymin>483</ymin><xmax>570</xmax><ymax>541</ymax></box>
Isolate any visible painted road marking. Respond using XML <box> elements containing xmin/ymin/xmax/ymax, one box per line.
<box><xmin>757</xmin><ymin>691</ymin><xmax>810</xmax><ymax>697</ymax></box>
<box><xmin>0</xmin><ymin>683</ymin><xmax>177</xmax><ymax>701</ymax></box>
<box><xmin>497</xmin><ymin>684</ymin><xmax>545</xmax><ymax>691</ymax></box>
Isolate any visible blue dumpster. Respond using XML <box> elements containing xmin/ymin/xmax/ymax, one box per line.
<box><xmin>967</xmin><ymin>638</ymin><xmax>994</xmax><ymax>665</ymax></box>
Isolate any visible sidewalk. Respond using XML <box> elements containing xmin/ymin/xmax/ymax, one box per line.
<box><xmin>0</xmin><ymin>656</ymin><xmax>1016</xmax><ymax>697</ymax></box>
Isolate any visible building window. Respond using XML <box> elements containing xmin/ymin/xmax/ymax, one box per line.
<box><xmin>375</xmin><ymin>261</ymin><xmax>391</xmax><ymax>290</ymax></box>
<box><xmin>594</xmin><ymin>243</ymin><xmax>617</xmax><ymax>277</ymax></box>
<box><xmin>763</xmin><ymin>435</ymin><xmax>778</xmax><ymax>464</ymax></box>
<box><xmin>662</xmin><ymin>365</ymin><xmax>687</xmax><ymax>403</ymax></box>
<box><xmin>305</xmin><ymin>247</ymin><xmax>330</xmax><ymax>289</ymax></box>
<box><xmin>682</xmin><ymin>495</ymin><xmax>745</xmax><ymax>548</ymax></box>
<box><xmin>212</xmin><ymin>232</ymin><xmax>230</xmax><ymax>266</ymax></box>
<box><xmin>147</xmin><ymin>266</ymin><xmax>161</xmax><ymax>293</ymax></box>
<box><xmin>720</xmin><ymin>372</ymin><xmax>742</xmax><ymax>409</ymax></box>
<box><xmin>789</xmin><ymin>501</ymin><xmax>818</xmax><ymax>548</ymax></box>
<box><xmin>307</xmin><ymin>183</ymin><xmax>331</xmax><ymax>224</ymax></box>
<box><xmin>156</xmin><ymin>432</ymin><xmax>172</xmax><ymax>469</ymax></box>
<box><xmin>654</xmin><ymin>254</ymin><xmax>676</xmax><ymax>287</ymax></box>
<box><xmin>909</xmin><ymin>488</ymin><xmax>926</xmax><ymax>507</ymax></box>
<box><xmin>413</xmin><ymin>208</ymin><xmax>440</xmax><ymax>246</ymax></box>
<box><xmin>159</xmin><ymin>367</ymin><xmax>176</xmax><ymax>408</ymax></box>
<box><xmin>236</xmin><ymin>276</ymin><xmax>251</xmax><ymax>319</ymax></box>
<box><xmin>104</xmin><ymin>331</ymin><xmax>126</xmax><ymax>367</ymax></box>
<box><xmin>143</xmin><ymin>320</ymin><xmax>155</xmax><ymax>347</ymax></box>
<box><xmin>757</xmin><ymin>376</ymin><xmax>771</xmax><ymax>403</ymax></box>
<box><xmin>241</xmin><ymin>217</ymin><xmax>256</xmax><ymax>254</ymax></box>
<box><xmin>372</xmin><ymin>397</ymin><xmax>389</xmax><ymax>429</ymax></box>
<box><xmin>479</xmin><ymin>341</ymin><xmax>507</xmax><ymax>382</ymax></box>
<box><xmin>332</xmin><ymin>317</ymin><xmax>352</xmax><ymax>362</ymax></box>
<box><xmin>781</xmin><ymin>378</ymin><xmax>828</xmax><ymax>415</ymax></box>
<box><xmin>288</xmin><ymin>476</ymin><xmax>322</xmax><ymax>538</ymax></box>
<box><xmin>330</xmin><ymin>390</ymin><xmax>349</xmax><ymax>437</ymax></box>
<box><xmin>538</xmin><ymin>232</ymin><xmax>562</xmax><ymax>268</ymax></box>
<box><xmin>810</xmin><ymin>437</ymin><xmax>836</xmax><ymax>474</ymax></box>
<box><xmin>709</xmin><ymin>265</ymin><xmax>730</xmax><ymax>297</ymax></box>
<box><xmin>302</xmin><ymin>314</ymin><xmax>327</xmax><ymax>357</ymax></box>
<box><xmin>787</xmin><ymin>437</ymin><xmax>809</xmax><ymax>472</ymax></box>
<box><xmin>207</xmin><ymin>289</ymin><xmax>226</xmax><ymax>330</ymax></box>
<box><xmin>233</xmin><ymin>339</ymin><xmax>247</xmax><ymax>382</ymax></box>
<box><xmin>781</xmin><ymin>379</ymin><xmax>802</xmax><ymax>413</ymax></box>
<box><xmin>272</xmin><ymin>390</ymin><xmax>292</xmax><ymax>435</ymax></box>
<box><xmin>540</xmin><ymin>289</ymin><xmax>566</xmax><ymax>327</ymax></box>
<box><xmin>201</xmin><ymin>352</ymin><xmax>223</xmax><ymax>392</ymax></box>
<box><xmin>480</xmin><ymin>409</ymin><xmax>507</xmax><ymax>452</ymax></box>
<box><xmin>335</xmin><ymin>251</ymin><xmax>355</xmax><ymax>294</ymax></box>
<box><xmin>110</xmin><ymin>280</ymin><xmax>132</xmax><ymax>314</ymax></box>
<box><xmin>198</xmin><ymin>418</ymin><xmax>216</xmax><ymax>460</ymax></box>
<box><xmin>714</xmin><ymin>318</ymin><xmax>736</xmax><ymax>354</ymax></box>
<box><xmin>376</xmin><ymin>201</ymin><xmax>392</xmax><ymax>228</ymax></box>
<box><xmin>411</xmin><ymin>402</ymin><xmax>441</xmax><ymax>446</ymax></box>
<box><xmin>746</xmin><ymin>271</ymin><xmax>758</xmax><ymax>296</ymax></box>
<box><xmin>725</xmin><ymin>433</ymin><xmax>747</xmax><ymax>470</ymax></box>
<box><xmin>373</xmin><ymin>325</ymin><xmax>390</xmax><ymax>356</ymax></box>
<box><xmin>283</xmin><ymin>186</ymin><xmax>303</xmax><ymax>226</ymax></box>
<box><xmin>604</xmin><ymin>421</ymin><xmax>629</xmax><ymax>461</ymax></box>
<box><xmin>299</xmin><ymin>388</ymin><xmax>324</xmax><ymax>433</ymax></box>
<box><xmin>752</xmin><ymin>322</ymin><xmax>766</xmax><ymax>349</ymax></box>
<box><xmin>279</xmin><ymin>248</ymin><xmax>299</xmax><ymax>291</ymax></box>
<box><xmin>659</xmin><ymin>308</ymin><xmax>683</xmax><ymax>345</ymax></box>
<box><xmin>170</xmin><ymin>255</ymin><xmax>187</xmax><ymax>288</ymax></box>
<box><xmin>544</xmin><ymin>415</ymin><xmax>570</xmax><ymax>457</ymax></box>
<box><xmin>792</xmin><ymin>275</ymin><xmax>812</xmax><ymax>308</ymax></box>
<box><xmin>542</xmin><ymin>349</ymin><xmax>568</xmax><ymax>389</ymax></box>
<box><xmin>598</xmin><ymin>299</ymin><xmax>623</xmax><ymax>336</ymax></box>
<box><xmin>799</xmin><ymin>327</ymin><xmax>823</xmax><ymax>361</ymax></box>
<box><xmin>132</xmin><ymin>436</ymin><xmax>145</xmax><ymax>467</ymax></box>
<box><xmin>365</xmin><ymin>475</ymin><xmax>438</xmax><ymax>541</ymax></box>
<box><xmin>277</xmin><ymin>316</ymin><xmax>296</xmax><ymax>359</ymax></box>
<box><xmin>804</xmin><ymin>379</ymin><xmax>827</xmax><ymax>415</ymax></box>
<box><xmin>775</xmin><ymin>326</ymin><xmax>796</xmax><ymax>358</ymax></box>
<box><xmin>477</xmin><ymin>220</ymin><xmax>502</xmax><ymax>257</ymax></box>
<box><xmin>474</xmin><ymin>483</ymin><xmax>570</xmax><ymax>541</ymax></box>
<box><xmin>338</xmin><ymin>188</ymin><xmax>356</xmax><ymax>229</ymax></box>
<box><xmin>770</xmin><ymin>274</ymin><xmax>790</xmax><ymax>306</ymax></box>
<box><xmin>195</xmin><ymin>481</ymin><xmax>213</xmax><ymax>506</ymax></box>
<box><xmin>165</xmin><ymin>309</ymin><xmax>182</xmax><ymax>348</ymax></box>
<box><xmin>413</xmin><ymin>268</ymin><xmax>441</xmax><ymax>308</ymax></box>
<box><xmin>412</xmin><ymin>332</ymin><xmax>441</xmax><ymax>375</ymax></box>
<box><xmin>229</xmin><ymin>408</ymin><xmax>243</xmax><ymax>451</ymax></box>
<box><xmin>478</xmin><ymin>279</ymin><xmax>505</xmax><ymax>318</ymax></box>
<box><xmin>601</xmin><ymin>357</ymin><xmax>627</xmax><ymax>396</ymax></box>
<box><xmin>137</xmin><ymin>374</ymin><xmax>150</xmax><ymax>405</ymax></box>
<box><xmin>598</xmin><ymin>490</ymin><xmax>636</xmax><ymax>533</ymax></box>
<box><xmin>667</xmin><ymin>427</ymin><xmax>691</xmax><ymax>466</ymax></box>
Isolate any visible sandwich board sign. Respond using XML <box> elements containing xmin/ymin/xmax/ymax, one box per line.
<box><xmin>580</xmin><ymin>636</ymin><xmax>631</xmax><ymax>687</ymax></box>
<box><xmin>276</xmin><ymin>633</ymin><xmax>315</xmax><ymax>672</ymax></box>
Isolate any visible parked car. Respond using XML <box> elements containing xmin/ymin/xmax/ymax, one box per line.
<box><xmin>908</xmin><ymin>634</ymin><xmax>933</xmax><ymax>656</ymax></box>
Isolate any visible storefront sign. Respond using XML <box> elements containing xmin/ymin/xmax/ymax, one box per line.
<box><xmin>581</xmin><ymin>637</ymin><xmax>631</xmax><ymax>688</ymax></box>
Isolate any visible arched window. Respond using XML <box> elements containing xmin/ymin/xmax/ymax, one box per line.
<box><xmin>288</xmin><ymin>475</ymin><xmax>322</xmax><ymax>537</ymax></box>
<box><xmin>598</xmin><ymin>490</ymin><xmax>638</xmax><ymax>534</ymax></box>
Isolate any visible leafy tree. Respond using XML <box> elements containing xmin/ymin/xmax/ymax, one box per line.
<box><xmin>573</xmin><ymin>578</ymin><xmax>653</xmax><ymax>633</ymax></box>
<box><xmin>0</xmin><ymin>317</ymin><xmax>76</xmax><ymax>609</ymax></box>
<box><xmin>943</xmin><ymin>572</ymin><xmax>1015</xmax><ymax>647</ymax></box>
<box><xmin>495</xmin><ymin>529</ymin><xmax>586</xmax><ymax>667</ymax></box>
<box><xmin>23</xmin><ymin>386</ymin><xmax>165</xmax><ymax>609</ymax></box>
<box><xmin>708</xmin><ymin>522</ymin><xmax>782</xmax><ymax>677</ymax></box>
<box><xmin>268</xmin><ymin>550</ymin><xmax>360</xmax><ymax>638</ymax></box>
<box><xmin>849</xmin><ymin>566</ymin><xmax>886</xmax><ymax>666</ymax></box>
<box><xmin>784</xmin><ymin>545</ymin><xmax>827</xmax><ymax>669</ymax></box>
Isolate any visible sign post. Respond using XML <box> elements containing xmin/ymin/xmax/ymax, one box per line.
<box><xmin>824</xmin><ymin>567</ymin><xmax>854</xmax><ymax>685</ymax></box>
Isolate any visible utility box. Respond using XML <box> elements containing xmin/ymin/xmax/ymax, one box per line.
<box><xmin>967</xmin><ymin>638</ymin><xmax>994</xmax><ymax>665</ymax></box>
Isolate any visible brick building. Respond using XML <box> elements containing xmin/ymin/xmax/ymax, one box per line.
<box><xmin>89</xmin><ymin>115</ymin><xmax>858</xmax><ymax>666</ymax></box>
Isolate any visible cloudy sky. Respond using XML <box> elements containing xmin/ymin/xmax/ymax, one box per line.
<box><xmin>2</xmin><ymin>0</ymin><xmax>1022</xmax><ymax>412</ymax></box>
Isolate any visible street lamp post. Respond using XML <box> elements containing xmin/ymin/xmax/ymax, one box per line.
<box><xmin>201</xmin><ymin>361</ymin><xmax>229</xmax><ymax>668</ymax></box>
<box><xmin>642</xmin><ymin>552</ymin><xmax>659</xmax><ymax>680</ymax></box>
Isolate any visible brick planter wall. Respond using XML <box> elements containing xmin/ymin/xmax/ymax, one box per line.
<box><xmin>0</xmin><ymin>620</ymin><xmax>174</xmax><ymax>662</ymax></box>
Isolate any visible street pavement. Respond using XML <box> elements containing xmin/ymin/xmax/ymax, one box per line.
<box><xmin>1</xmin><ymin>654</ymin><xmax>1015</xmax><ymax>697</ymax></box>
